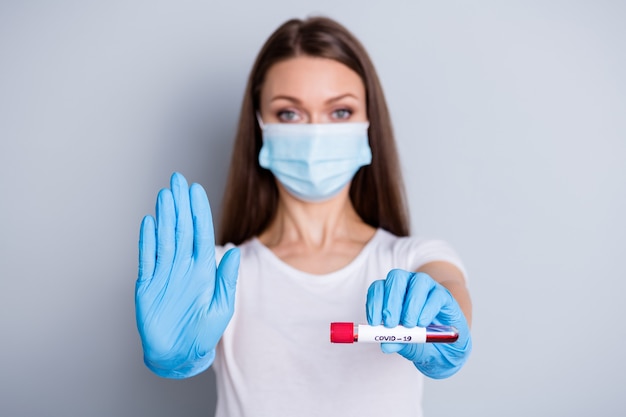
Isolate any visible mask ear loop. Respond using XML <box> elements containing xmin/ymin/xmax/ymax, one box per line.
<box><xmin>256</xmin><ymin>112</ymin><xmax>265</xmax><ymax>130</ymax></box>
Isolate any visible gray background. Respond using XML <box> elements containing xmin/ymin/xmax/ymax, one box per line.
<box><xmin>1</xmin><ymin>1</ymin><xmax>624</xmax><ymax>416</ymax></box>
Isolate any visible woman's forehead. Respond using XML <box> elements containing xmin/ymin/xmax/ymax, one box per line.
<box><xmin>261</xmin><ymin>56</ymin><xmax>365</xmax><ymax>102</ymax></box>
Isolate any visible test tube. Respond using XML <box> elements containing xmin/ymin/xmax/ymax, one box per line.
<box><xmin>330</xmin><ymin>322</ymin><xmax>459</xmax><ymax>344</ymax></box>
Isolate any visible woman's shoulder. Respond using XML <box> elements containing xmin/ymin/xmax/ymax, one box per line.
<box><xmin>372</xmin><ymin>228</ymin><xmax>466</xmax><ymax>276</ymax></box>
<box><xmin>215</xmin><ymin>238</ymin><xmax>258</xmax><ymax>263</ymax></box>
<box><xmin>371</xmin><ymin>228</ymin><xmax>440</xmax><ymax>249</ymax></box>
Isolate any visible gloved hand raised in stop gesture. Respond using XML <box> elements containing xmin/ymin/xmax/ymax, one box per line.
<box><xmin>135</xmin><ymin>172</ymin><xmax>240</xmax><ymax>378</ymax></box>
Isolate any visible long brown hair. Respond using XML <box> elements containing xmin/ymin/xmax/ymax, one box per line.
<box><xmin>218</xmin><ymin>16</ymin><xmax>410</xmax><ymax>245</ymax></box>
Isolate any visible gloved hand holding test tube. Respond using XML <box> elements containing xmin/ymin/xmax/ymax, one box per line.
<box><xmin>330</xmin><ymin>323</ymin><xmax>459</xmax><ymax>344</ymax></box>
<box><xmin>363</xmin><ymin>270</ymin><xmax>472</xmax><ymax>378</ymax></box>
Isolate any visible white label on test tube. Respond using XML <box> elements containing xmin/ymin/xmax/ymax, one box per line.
<box><xmin>357</xmin><ymin>324</ymin><xmax>427</xmax><ymax>343</ymax></box>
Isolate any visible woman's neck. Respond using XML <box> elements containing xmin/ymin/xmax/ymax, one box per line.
<box><xmin>258</xmin><ymin>187</ymin><xmax>374</xmax><ymax>251</ymax></box>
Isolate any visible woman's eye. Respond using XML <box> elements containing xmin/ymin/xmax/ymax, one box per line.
<box><xmin>277</xmin><ymin>110</ymin><xmax>300</xmax><ymax>122</ymax></box>
<box><xmin>332</xmin><ymin>108</ymin><xmax>352</xmax><ymax>120</ymax></box>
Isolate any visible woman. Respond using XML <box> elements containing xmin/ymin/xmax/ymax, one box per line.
<box><xmin>136</xmin><ymin>16</ymin><xmax>472</xmax><ymax>417</ymax></box>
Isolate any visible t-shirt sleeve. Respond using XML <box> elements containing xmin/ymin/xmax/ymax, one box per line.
<box><xmin>215</xmin><ymin>242</ymin><xmax>237</xmax><ymax>264</ymax></box>
<box><xmin>398</xmin><ymin>237</ymin><xmax>469</xmax><ymax>285</ymax></box>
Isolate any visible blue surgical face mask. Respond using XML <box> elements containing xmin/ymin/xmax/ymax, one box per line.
<box><xmin>257</xmin><ymin>116</ymin><xmax>372</xmax><ymax>202</ymax></box>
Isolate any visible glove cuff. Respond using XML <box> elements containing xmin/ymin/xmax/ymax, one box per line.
<box><xmin>144</xmin><ymin>349</ymin><xmax>216</xmax><ymax>379</ymax></box>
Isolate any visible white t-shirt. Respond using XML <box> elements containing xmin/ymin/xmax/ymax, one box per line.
<box><xmin>213</xmin><ymin>228</ymin><xmax>466</xmax><ymax>417</ymax></box>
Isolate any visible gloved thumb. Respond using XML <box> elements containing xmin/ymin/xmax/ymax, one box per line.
<box><xmin>380</xmin><ymin>343</ymin><xmax>404</xmax><ymax>354</ymax></box>
<box><xmin>213</xmin><ymin>247</ymin><xmax>240</xmax><ymax>313</ymax></box>
<box><xmin>381</xmin><ymin>343</ymin><xmax>426</xmax><ymax>363</ymax></box>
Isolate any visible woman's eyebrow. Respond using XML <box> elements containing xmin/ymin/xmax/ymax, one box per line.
<box><xmin>269</xmin><ymin>95</ymin><xmax>301</xmax><ymax>103</ymax></box>
<box><xmin>325</xmin><ymin>93</ymin><xmax>360</xmax><ymax>104</ymax></box>
<box><xmin>269</xmin><ymin>93</ymin><xmax>360</xmax><ymax>104</ymax></box>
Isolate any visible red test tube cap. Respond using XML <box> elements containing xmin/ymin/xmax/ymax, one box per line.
<box><xmin>330</xmin><ymin>322</ymin><xmax>355</xmax><ymax>343</ymax></box>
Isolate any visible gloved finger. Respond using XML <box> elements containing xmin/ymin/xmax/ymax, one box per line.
<box><xmin>401</xmin><ymin>272</ymin><xmax>436</xmax><ymax>327</ymax></box>
<box><xmin>154</xmin><ymin>188</ymin><xmax>175</xmax><ymax>279</ymax></box>
<box><xmin>427</xmin><ymin>289</ymin><xmax>465</xmax><ymax>329</ymax></box>
<box><xmin>137</xmin><ymin>215</ymin><xmax>156</xmax><ymax>284</ymax></box>
<box><xmin>436</xmin><ymin>296</ymin><xmax>466</xmax><ymax>326</ymax></box>
<box><xmin>170</xmin><ymin>172</ymin><xmax>193</xmax><ymax>268</ymax></box>
<box><xmin>212</xmin><ymin>247</ymin><xmax>241</xmax><ymax>315</ymax></box>
<box><xmin>190</xmin><ymin>182</ymin><xmax>215</xmax><ymax>266</ymax></box>
<box><xmin>382</xmin><ymin>269</ymin><xmax>412</xmax><ymax>327</ymax></box>
<box><xmin>416</xmin><ymin>284</ymin><xmax>453</xmax><ymax>327</ymax></box>
<box><xmin>366</xmin><ymin>280</ymin><xmax>385</xmax><ymax>325</ymax></box>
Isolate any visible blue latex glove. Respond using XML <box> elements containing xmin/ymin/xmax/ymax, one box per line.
<box><xmin>135</xmin><ymin>172</ymin><xmax>240</xmax><ymax>379</ymax></box>
<box><xmin>366</xmin><ymin>269</ymin><xmax>472</xmax><ymax>379</ymax></box>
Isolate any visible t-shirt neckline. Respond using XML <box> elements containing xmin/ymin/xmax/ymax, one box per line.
<box><xmin>249</xmin><ymin>228</ymin><xmax>386</xmax><ymax>280</ymax></box>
